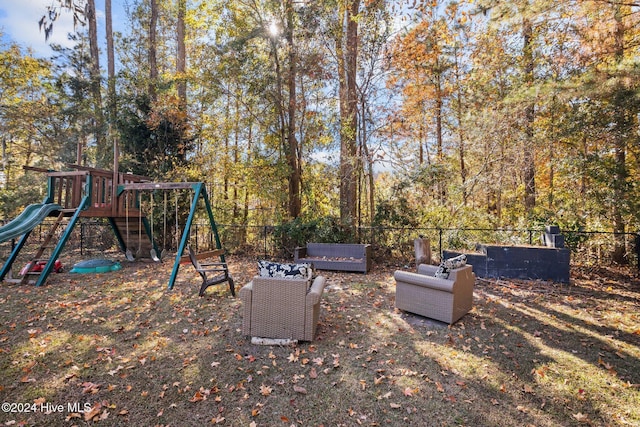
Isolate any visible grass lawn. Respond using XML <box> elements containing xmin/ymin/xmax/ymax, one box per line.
<box><xmin>0</xmin><ymin>254</ymin><xmax>639</xmax><ymax>426</ymax></box>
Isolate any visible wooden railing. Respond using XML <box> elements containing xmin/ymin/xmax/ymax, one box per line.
<box><xmin>24</xmin><ymin>165</ymin><xmax>151</xmax><ymax>218</ymax></box>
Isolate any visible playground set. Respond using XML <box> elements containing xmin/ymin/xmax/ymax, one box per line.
<box><xmin>0</xmin><ymin>164</ymin><xmax>234</xmax><ymax>296</ymax></box>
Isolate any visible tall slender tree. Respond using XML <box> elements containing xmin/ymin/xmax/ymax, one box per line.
<box><xmin>285</xmin><ymin>0</ymin><xmax>301</xmax><ymax>219</ymax></box>
<box><xmin>149</xmin><ymin>0</ymin><xmax>158</xmax><ymax>102</ymax></box>
<box><xmin>177</xmin><ymin>0</ymin><xmax>187</xmax><ymax>109</ymax></box>
<box><xmin>337</xmin><ymin>0</ymin><xmax>360</xmax><ymax>227</ymax></box>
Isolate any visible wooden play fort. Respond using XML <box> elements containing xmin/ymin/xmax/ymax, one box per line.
<box><xmin>0</xmin><ymin>165</ymin><xmax>233</xmax><ymax>295</ymax></box>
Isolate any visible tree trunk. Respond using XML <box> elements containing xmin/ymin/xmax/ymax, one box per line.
<box><xmin>223</xmin><ymin>90</ymin><xmax>231</xmax><ymax>204</ymax></box>
<box><xmin>241</xmin><ymin>123</ymin><xmax>253</xmax><ymax>244</ymax></box>
<box><xmin>522</xmin><ymin>16</ymin><xmax>536</xmax><ymax>213</ymax></box>
<box><xmin>435</xmin><ymin>69</ymin><xmax>445</xmax><ymax>205</ymax></box>
<box><xmin>105</xmin><ymin>0</ymin><xmax>117</xmax><ymax>174</ymax></box>
<box><xmin>611</xmin><ymin>4</ymin><xmax>628</xmax><ymax>263</ymax></box>
<box><xmin>269</xmin><ymin>30</ymin><xmax>289</xmax><ymax>216</ymax></box>
<box><xmin>233</xmin><ymin>93</ymin><xmax>240</xmax><ymax>221</ymax></box>
<box><xmin>105</xmin><ymin>0</ymin><xmax>115</xmax><ymax>121</ymax></box>
<box><xmin>360</xmin><ymin>98</ymin><xmax>375</xmax><ymax>226</ymax></box>
<box><xmin>454</xmin><ymin>47</ymin><xmax>468</xmax><ymax>205</ymax></box>
<box><xmin>435</xmin><ymin>74</ymin><xmax>443</xmax><ymax>160</ymax></box>
<box><xmin>285</xmin><ymin>0</ymin><xmax>301</xmax><ymax>218</ymax></box>
<box><xmin>338</xmin><ymin>0</ymin><xmax>360</xmax><ymax>227</ymax></box>
<box><xmin>149</xmin><ymin>0</ymin><xmax>158</xmax><ymax>102</ymax></box>
<box><xmin>177</xmin><ymin>0</ymin><xmax>187</xmax><ymax>109</ymax></box>
<box><xmin>86</xmin><ymin>0</ymin><xmax>106</xmax><ymax>167</ymax></box>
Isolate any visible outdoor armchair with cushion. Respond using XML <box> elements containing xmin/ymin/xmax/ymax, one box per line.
<box><xmin>239</xmin><ymin>262</ymin><xmax>326</xmax><ymax>341</ymax></box>
<box><xmin>394</xmin><ymin>263</ymin><xmax>475</xmax><ymax>324</ymax></box>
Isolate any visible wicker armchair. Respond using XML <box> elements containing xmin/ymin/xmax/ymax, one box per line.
<box><xmin>239</xmin><ymin>275</ymin><xmax>326</xmax><ymax>341</ymax></box>
<box><xmin>394</xmin><ymin>264</ymin><xmax>475</xmax><ymax>324</ymax></box>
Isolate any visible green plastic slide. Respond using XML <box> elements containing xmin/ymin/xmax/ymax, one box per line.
<box><xmin>0</xmin><ymin>203</ymin><xmax>63</xmax><ymax>244</ymax></box>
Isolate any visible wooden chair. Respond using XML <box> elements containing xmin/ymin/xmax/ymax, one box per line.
<box><xmin>187</xmin><ymin>246</ymin><xmax>235</xmax><ymax>297</ymax></box>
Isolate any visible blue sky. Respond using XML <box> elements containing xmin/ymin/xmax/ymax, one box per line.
<box><xmin>0</xmin><ymin>0</ymin><xmax>126</xmax><ymax>58</ymax></box>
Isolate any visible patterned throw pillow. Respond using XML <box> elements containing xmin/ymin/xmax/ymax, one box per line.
<box><xmin>443</xmin><ymin>254</ymin><xmax>467</xmax><ymax>270</ymax></box>
<box><xmin>435</xmin><ymin>264</ymin><xmax>450</xmax><ymax>279</ymax></box>
<box><xmin>257</xmin><ymin>261</ymin><xmax>312</xmax><ymax>279</ymax></box>
<box><xmin>434</xmin><ymin>254</ymin><xmax>467</xmax><ymax>279</ymax></box>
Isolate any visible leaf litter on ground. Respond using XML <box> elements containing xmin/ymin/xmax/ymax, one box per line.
<box><xmin>0</xmin><ymin>255</ymin><xmax>638</xmax><ymax>426</ymax></box>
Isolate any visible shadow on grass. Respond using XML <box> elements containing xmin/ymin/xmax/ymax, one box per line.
<box><xmin>476</xmin><ymin>278</ymin><xmax>640</xmax><ymax>383</ymax></box>
<box><xmin>0</xmin><ymin>258</ymin><xmax>638</xmax><ymax>426</ymax></box>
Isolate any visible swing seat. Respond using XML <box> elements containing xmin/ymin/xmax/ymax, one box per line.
<box><xmin>187</xmin><ymin>246</ymin><xmax>235</xmax><ymax>297</ymax></box>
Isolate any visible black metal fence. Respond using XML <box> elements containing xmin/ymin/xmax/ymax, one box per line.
<box><xmin>8</xmin><ymin>219</ymin><xmax>636</xmax><ymax>268</ymax></box>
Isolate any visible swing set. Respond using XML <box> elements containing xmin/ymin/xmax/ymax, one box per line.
<box><xmin>117</xmin><ymin>181</ymin><xmax>235</xmax><ymax>296</ymax></box>
<box><xmin>0</xmin><ymin>164</ymin><xmax>233</xmax><ymax>296</ymax></box>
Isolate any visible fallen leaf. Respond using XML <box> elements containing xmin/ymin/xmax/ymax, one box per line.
<box><xmin>573</xmin><ymin>412</ymin><xmax>590</xmax><ymax>423</ymax></box>
<box><xmin>189</xmin><ymin>391</ymin><xmax>206</xmax><ymax>402</ymax></box>
<box><xmin>260</xmin><ymin>384</ymin><xmax>273</xmax><ymax>396</ymax></box>
<box><xmin>83</xmin><ymin>403</ymin><xmax>102</xmax><ymax>421</ymax></box>
<box><xmin>293</xmin><ymin>385</ymin><xmax>307</xmax><ymax>394</ymax></box>
<box><xmin>81</xmin><ymin>382</ymin><xmax>101</xmax><ymax>394</ymax></box>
